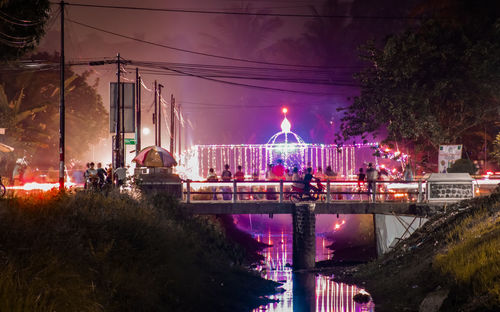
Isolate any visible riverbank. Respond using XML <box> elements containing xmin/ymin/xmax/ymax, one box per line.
<box><xmin>0</xmin><ymin>191</ymin><xmax>281</xmax><ymax>312</ymax></box>
<box><xmin>320</xmin><ymin>188</ymin><xmax>500</xmax><ymax>312</ymax></box>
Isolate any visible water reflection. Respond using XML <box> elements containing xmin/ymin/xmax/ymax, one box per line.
<box><xmin>247</xmin><ymin>217</ymin><xmax>375</xmax><ymax>312</ymax></box>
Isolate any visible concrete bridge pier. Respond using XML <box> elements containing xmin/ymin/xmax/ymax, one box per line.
<box><xmin>292</xmin><ymin>203</ymin><xmax>316</xmax><ymax>270</ymax></box>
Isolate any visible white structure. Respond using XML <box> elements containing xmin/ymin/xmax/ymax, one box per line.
<box><xmin>427</xmin><ymin>173</ymin><xmax>474</xmax><ymax>202</ymax></box>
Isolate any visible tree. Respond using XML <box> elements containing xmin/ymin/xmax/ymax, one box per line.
<box><xmin>491</xmin><ymin>133</ymin><xmax>500</xmax><ymax>166</ymax></box>
<box><xmin>339</xmin><ymin>13</ymin><xmax>500</xmax><ymax>163</ymax></box>
<box><xmin>0</xmin><ymin>0</ymin><xmax>50</xmax><ymax>62</ymax></box>
<box><xmin>0</xmin><ymin>53</ymin><xmax>108</xmax><ymax>168</ymax></box>
<box><xmin>200</xmin><ymin>3</ymin><xmax>282</xmax><ymax>59</ymax></box>
<box><xmin>447</xmin><ymin>158</ymin><xmax>477</xmax><ymax>175</ymax></box>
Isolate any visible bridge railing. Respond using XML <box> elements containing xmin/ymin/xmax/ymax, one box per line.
<box><xmin>181</xmin><ymin>179</ymin><xmax>425</xmax><ymax>204</ymax></box>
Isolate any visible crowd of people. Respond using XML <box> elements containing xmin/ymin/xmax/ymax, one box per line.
<box><xmin>203</xmin><ymin>160</ymin><xmax>339</xmax><ymax>201</ymax></box>
<box><xmin>81</xmin><ymin>162</ymin><xmax>128</xmax><ymax>191</ymax></box>
<box><xmin>356</xmin><ymin>162</ymin><xmax>414</xmax><ymax>201</ymax></box>
<box><xmin>203</xmin><ymin>161</ymin><xmax>414</xmax><ymax>201</ymax></box>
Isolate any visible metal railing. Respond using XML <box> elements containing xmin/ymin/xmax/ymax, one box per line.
<box><xmin>182</xmin><ymin>179</ymin><xmax>425</xmax><ymax>204</ymax></box>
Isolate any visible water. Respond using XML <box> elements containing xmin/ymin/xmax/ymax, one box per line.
<box><xmin>233</xmin><ymin>214</ymin><xmax>376</xmax><ymax>312</ymax></box>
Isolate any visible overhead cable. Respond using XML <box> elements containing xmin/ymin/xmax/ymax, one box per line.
<box><xmin>66</xmin><ymin>18</ymin><xmax>355</xmax><ymax>68</ymax></box>
<box><xmin>58</xmin><ymin>2</ymin><xmax>424</xmax><ymax>20</ymax></box>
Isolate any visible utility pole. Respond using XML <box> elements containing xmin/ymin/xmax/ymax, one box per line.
<box><xmin>153</xmin><ymin>80</ymin><xmax>157</xmax><ymax>146</ymax></box>
<box><xmin>114</xmin><ymin>53</ymin><xmax>122</xmax><ymax>169</ymax></box>
<box><xmin>59</xmin><ymin>1</ymin><xmax>65</xmax><ymax>191</ymax></box>
<box><xmin>177</xmin><ymin>103</ymin><xmax>181</xmax><ymax>155</ymax></box>
<box><xmin>135</xmin><ymin>68</ymin><xmax>141</xmax><ymax>156</ymax></box>
<box><xmin>170</xmin><ymin>94</ymin><xmax>175</xmax><ymax>154</ymax></box>
<box><xmin>121</xmin><ymin>63</ymin><xmax>125</xmax><ymax>167</ymax></box>
<box><xmin>158</xmin><ymin>84</ymin><xmax>164</xmax><ymax>147</ymax></box>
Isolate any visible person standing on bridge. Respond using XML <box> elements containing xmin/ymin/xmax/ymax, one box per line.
<box><xmin>366</xmin><ymin>163</ymin><xmax>378</xmax><ymax>202</ymax></box>
<box><xmin>207</xmin><ymin>168</ymin><xmax>218</xmax><ymax>200</ymax></box>
<box><xmin>235</xmin><ymin>165</ymin><xmax>246</xmax><ymax>200</ymax></box>
<box><xmin>357</xmin><ymin>167</ymin><xmax>366</xmax><ymax>200</ymax></box>
<box><xmin>292</xmin><ymin>167</ymin><xmax>304</xmax><ymax>191</ymax></box>
<box><xmin>221</xmin><ymin>164</ymin><xmax>232</xmax><ymax>200</ymax></box>
<box><xmin>403</xmin><ymin>163</ymin><xmax>414</xmax><ymax>201</ymax></box>
<box><xmin>325</xmin><ymin>166</ymin><xmax>338</xmax><ymax>199</ymax></box>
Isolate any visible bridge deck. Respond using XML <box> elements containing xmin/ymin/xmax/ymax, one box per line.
<box><xmin>180</xmin><ymin>201</ymin><xmax>443</xmax><ymax>217</ymax></box>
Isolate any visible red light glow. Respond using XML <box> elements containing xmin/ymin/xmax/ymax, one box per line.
<box><xmin>7</xmin><ymin>179</ymin><xmax>77</xmax><ymax>192</ymax></box>
<box><xmin>282</xmin><ymin>107</ymin><xmax>288</xmax><ymax>114</ymax></box>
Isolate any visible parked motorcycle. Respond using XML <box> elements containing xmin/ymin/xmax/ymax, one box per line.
<box><xmin>290</xmin><ymin>179</ymin><xmax>324</xmax><ymax>203</ymax></box>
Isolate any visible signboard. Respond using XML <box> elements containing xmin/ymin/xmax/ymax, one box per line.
<box><xmin>110</xmin><ymin>82</ymin><xmax>135</xmax><ymax>133</ymax></box>
<box><xmin>124</xmin><ymin>138</ymin><xmax>136</xmax><ymax>145</ymax></box>
<box><xmin>438</xmin><ymin>145</ymin><xmax>462</xmax><ymax>173</ymax></box>
<box><xmin>429</xmin><ymin>183</ymin><xmax>474</xmax><ymax>200</ymax></box>
<box><xmin>427</xmin><ymin>173</ymin><xmax>474</xmax><ymax>202</ymax></box>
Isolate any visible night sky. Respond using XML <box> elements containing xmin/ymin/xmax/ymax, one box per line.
<box><xmin>38</xmin><ymin>0</ymin><xmax>418</xmax><ymax>159</ymax></box>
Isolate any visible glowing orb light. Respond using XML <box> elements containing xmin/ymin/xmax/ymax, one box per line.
<box><xmin>142</xmin><ymin>127</ymin><xmax>151</xmax><ymax>135</ymax></box>
<box><xmin>282</xmin><ymin>107</ymin><xmax>288</xmax><ymax>114</ymax></box>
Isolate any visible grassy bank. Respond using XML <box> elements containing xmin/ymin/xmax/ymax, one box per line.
<box><xmin>0</xmin><ymin>191</ymin><xmax>280</xmax><ymax>312</ymax></box>
<box><xmin>329</xmin><ymin>188</ymin><xmax>500</xmax><ymax>312</ymax></box>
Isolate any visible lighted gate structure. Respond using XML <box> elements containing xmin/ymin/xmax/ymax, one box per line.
<box><xmin>177</xmin><ymin>111</ymin><xmax>377</xmax><ymax>179</ymax></box>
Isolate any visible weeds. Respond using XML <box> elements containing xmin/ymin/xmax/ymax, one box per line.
<box><xmin>434</xmin><ymin>205</ymin><xmax>500</xmax><ymax>307</ymax></box>
<box><xmin>0</xmin><ymin>191</ymin><xmax>278</xmax><ymax>312</ymax></box>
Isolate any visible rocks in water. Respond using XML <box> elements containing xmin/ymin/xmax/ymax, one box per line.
<box><xmin>419</xmin><ymin>288</ymin><xmax>449</xmax><ymax>312</ymax></box>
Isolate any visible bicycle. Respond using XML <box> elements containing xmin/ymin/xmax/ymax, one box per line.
<box><xmin>0</xmin><ymin>175</ymin><xmax>6</xmax><ymax>197</ymax></box>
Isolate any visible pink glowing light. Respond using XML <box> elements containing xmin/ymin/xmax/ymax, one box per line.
<box><xmin>282</xmin><ymin>107</ymin><xmax>288</xmax><ymax>114</ymax></box>
<box><xmin>334</xmin><ymin>220</ymin><xmax>346</xmax><ymax>231</ymax></box>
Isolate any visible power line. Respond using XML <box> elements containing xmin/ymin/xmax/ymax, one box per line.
<box><xmin>134</xmin><ymin>62</ymin><xmax>343</xmax><ymax>96</ymax></box>
<box><xmin>64</xmin><ymin>57</ymin><xmax>358</xmax><ymax>94</ymax></box>
<box><xmin>131</xmin><ymin>60</ymin><xmax>359</xmax><ymax>86</ymax></box>
<box><xmin>58</xmin><ymin>2</ymin><xmax>424</xmax><ymax>20</ymax></box>
<box><xmin>66</xmin><ymin>18</ymin><xmax>349</xmax><ymax>68</ymax></box>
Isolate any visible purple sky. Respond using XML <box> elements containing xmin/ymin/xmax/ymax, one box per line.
<box><xmin>38</xmin><ymin>0</ymin><xmax>416</xmax><ymax>161</ymax></box>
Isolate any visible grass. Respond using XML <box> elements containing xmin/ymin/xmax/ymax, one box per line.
<box><xmin>0</xmin><ymin>190</ymin><xmax>279</xmax><ymax>312</ymax></box>
<box><xmin>434</xmin><ymin>203</ymin><xmax>500</xmax><ymax>308</ymax></box>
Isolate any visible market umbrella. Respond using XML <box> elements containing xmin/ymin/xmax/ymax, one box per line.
<box><xmin>132</xmin><ymin>146</ymin><xmax>177</xmax><ymax>167</ymax></box>
<box><xmin>0</xmin><ymin>142</ymin><xmax>14</xmax><ymax>153</ymax></box>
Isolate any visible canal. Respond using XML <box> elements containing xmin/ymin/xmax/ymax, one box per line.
<box><xmin>233</xmin><ymin>214</ymin><xmax>376</xmax><ymax>312</ymax></box>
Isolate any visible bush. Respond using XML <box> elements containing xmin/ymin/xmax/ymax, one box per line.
<box><xmin>447</xmin><ymin>159</ymin><xmax>478</xmax><ymax>175</ymax></box>
<box><xmin>0</xmin><ymin>191</ymin><xmax>279</xmax><ymax>312</ymax></box>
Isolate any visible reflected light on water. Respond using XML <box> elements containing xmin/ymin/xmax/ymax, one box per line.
<box><xmin>253</xmin><ymin>231</ymin><xmax>375</xmax><ymax>312</ymax></box>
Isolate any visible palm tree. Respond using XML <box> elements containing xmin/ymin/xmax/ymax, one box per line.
<box><xmin>200</xmin><ymin>2</ymin><xmax>283</xmax><ymax>59</ymax></box>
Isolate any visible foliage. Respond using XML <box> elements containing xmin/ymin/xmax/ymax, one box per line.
<box><xmin>491</xmin><ymin>133</ymin><xmax>500</xmax><ymax>166</ymax></box>
<box><xmin>447</xmin><ymin>158</ymin><xmax>478</xmax><ymax>175</ymax></box>
<box><xmin>434</xmin><ymin>208</ymin><xmax>500</xmax><ymax>308</ymax></box>
<box><xmin>0</xmin><ymin>52</ymin><xmax>108</xmax><ymax>167</ymax></box>
<box><xmin>201</xmin><ymin>3</ymin><xmax>282</xmax><ymax>59</ymax></box>
<box><xmin>0</xmin><ymin>0</ymin><xmax>50</xmax><ymax>62</ymax></box>
<box><xmin>0</xmin><ymin>192</ymin><xmax>279</xmax><ymax>312</ymax></box>
<box><xmin>340</xmin><ymin>4</ymin><xmax>500</xmax><ymax>158</ymax></box>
